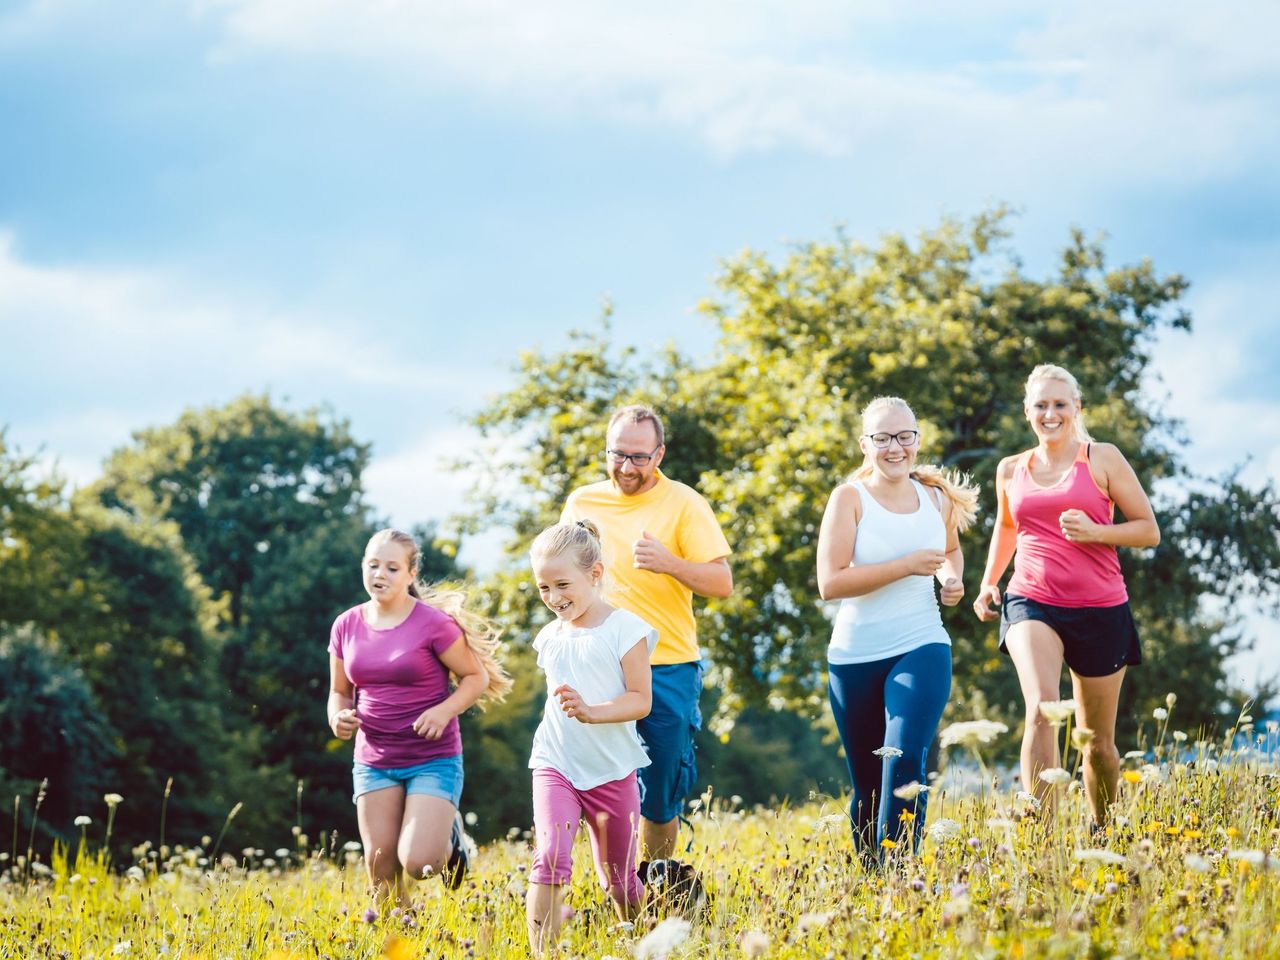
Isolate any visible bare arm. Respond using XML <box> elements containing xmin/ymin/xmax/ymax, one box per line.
<box><xmin>934</xmin><ymin>490</ymin><xmax>965</xmax><ymax>607</ymax></box>
<box><xmin>555</xmin><ymin>638</ymin><xmax>653</xmax><ymax>724</ymax></box>
<box><xmin>327</xmin><ymin>655</ymin><xmax>361</xmax><ymax>739</ymax></box>
<box><xmin>412</xmin><ymin>634</ymin><xmax>490</xmax><ymax>740</ymax></box>
<box><xmin>974</xmin><ymin>456</ymin><xmax>1019</xmax><ymax>621</ymax></box>
<box><xmin>633</xmin><ymin>532</ymin><xmax>733</xmax><ymax>599</ymax></box>
<box><xmin>816</xmin><ymin>483</ymin><xmax>944</xmax><ymax>601</ymax></box>
<box><xmin>1060</xmin><ymin>444</ymin><xmax>1161</xmax><ymax>548</ymax></box>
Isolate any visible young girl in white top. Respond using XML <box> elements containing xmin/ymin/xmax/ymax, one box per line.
<box><xmin>525</xmin><ymin>519</ymin><xmax>657</xmax><ymax>956</ymax></box>
<box><xmin>816</xmin><ymin>397</ymin><xmax>978</xmax><ymax>862</ymax></box>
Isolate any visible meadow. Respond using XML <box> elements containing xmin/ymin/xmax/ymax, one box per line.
<box><xmin>3</xmin><ymin>708</ymin><xmax>1277</xmax><ymax>960</ymax></box>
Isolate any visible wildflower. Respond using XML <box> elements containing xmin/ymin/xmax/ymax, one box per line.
<box><xmin>1267</xmin><ymin>721</ymin><xmax>1279</xmax><ymax>734</ymax></box>
<box><xmin>1240</xmin><ymin>714</ymin><xmax>1254</xmax><ymax>724</ymax></box>
<box><xmin>275</xmin><ymin>848</ymin><xmax>290</xmax><ymax>859</ymax></box>
<box><xmin>892</xmin><ymin>782</ymin><xmax>928</xmax><ymax>801</ymax></box>
<box><xmin>927</xmin><ymin>818</ymin><xmax>962</xmax><ymax>843</ymax></box>
<box><xmin>813</xmin><ymin>814</ymin><xmax>847</xmax><ymax>831</ymax></box>
<box><xmin>1185</xmin><ymin>854</ymin><xmax>1212</xmax><ymax>873</ymax></box>
<box><xmin>636</xmin><ymin>917</ymin><xmax>692</xmax><ymax>960</ymax></box>
<box><xmin>796</xmin><ymin>912</ymin><xmax>831</xmax><ymax>934</ymax></box>
<box><xmin>910</xmin><ymin>878</ymin><xmax>926</xmax><ymax>892</ymax></box>
<box><xmin>74</xmin><ymin>816</ymin><xmax>91</xmax><ymax>827</ymax></box>
<box><xmin>343</xmin><ymin>841</ymin><xmax>363</xmax><ymax>852</ymax></box>
<box><xmin>986</xmin><ymin>818</ymin><xmax>1016</xmax><ymax>831</ymax></box>
<box><xmin>1172</xmin><ymin>731</ymin><xmax>1187</xmax><ymax>742</ymax></box>
<box><xmin>1122</xmin><ymin>771</ymin><xmax>1143</xmax><ymax>784</ymax></box>
<box><xmin>1152</xmin><ymin>707</ymin><xmax>1169</xmax><ymax>721</ymax></box>
<box><xmin>1013</xmin><ymin>791</ymin><xmax>1041</xmax><ymax>812</ymax></box>
<box><xmin>1071</xmin><ymin>726</ymin><xmax>1095</xmax><ymax>750</ymax></box>
<box><xmin>740</xmin><ymin>930</ymin><xmax>770</xmax><ymax>958</ymax></box>
<box><xmin>881</xmin><ymin>838</ymin><xmax>898</xmax><ymax>849</ymax></box>
<box><xmin>111</xmin><ymin>942</ymin><xmax>132</xmax><ymax>955</ymax></box>
<box><xmin>1038</xmin><ymin>768</ymin><xmax>1072</xmax><ymax>786</ymax></box>
<box><xmin>873</xmin><ymin>746</ymin><xmax>904</xmax><ymax>758</ymax></box>
<box><xmin>125</xmin><ymin>867</ymin><xmax>144</xmax><ymax>882</ymax></box>
<box><xmin>1124</xmin><ymin>750</ymin><xmax>1147</xmax><ymax>760</ymax></box>
<box><xmin>1226</xmin><ymin>850</ymin><xmax>1268</xmax><ymax>868</ymax></box>
<box><xmin>103</xmin><ymin>794</ymin><xmax>124</xmax><ymax>807</ymax></box>
<box><xmin>1074</xmin><ymin>849</ymin><xmax>1126</xmax><ymax>866</ymax></box>
<box><xmin>1104</xmin><ymin>882</ymin><xmax>1119</xmax><ymax>895</ymax></box>
<box><xmin>939</xmin><ymin>720</ymin><xmax>1009</xmax><ymax>749</ymax></box>
<box><xmin>362</xmin><ymin>907</ymin><xmax>378</xmax><ymax>923</ymax></box>
<box><xmin>464</xmin><ymin>811</ymin><xmax>478</xmax><ymax>827</ymax></box>
<box><xmin>1166</xmin><ymin>692</ymin><xmax>1177</xmax><ymax>709</ymax></box>
<box><xmin>1038</xmin><ymin>700</ymin><xmax>1077</xmax><ymax>726</ymax></box>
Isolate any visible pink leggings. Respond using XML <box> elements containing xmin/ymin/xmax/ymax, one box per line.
<box><xmin>530</xmin><ymin>768</ymin><xmax>643</xmax><ymax>906</ymax></box>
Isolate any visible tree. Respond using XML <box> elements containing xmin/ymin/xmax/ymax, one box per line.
<box><xmin>458</xmin><ymin>211</ymin><xmax>1280</xmax><ymax>759</ymax></box>
<box><xmin>87</xmin><ymin>396</ymin><xmax>376</xmax><ymax>842</ymax></box>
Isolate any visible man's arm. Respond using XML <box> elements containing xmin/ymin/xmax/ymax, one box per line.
<box><xmin>633</xmin><ymin>531</ymin><xmax>733</xmax><ymax>598</ymax></box>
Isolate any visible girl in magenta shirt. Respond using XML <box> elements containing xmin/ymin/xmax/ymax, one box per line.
<box><xmin>974</xmin><ymin>365</ymin><xmax>1160</xmax><ymax>829</ymax></box>
<box><xmin>328</xmin><ymin>528</ymin><xmax>511</xmax><ymax>906</ymax></box>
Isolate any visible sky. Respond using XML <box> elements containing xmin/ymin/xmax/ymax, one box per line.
<box><xmin>2</xmin><ymin>0</ymin><xmax>1277</xmax><ymax>688</ymax></box>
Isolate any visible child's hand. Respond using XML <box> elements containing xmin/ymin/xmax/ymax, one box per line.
<box><xmin>413</xmin><ymin>705</ymin><xmax>454</xmax><ymax>740</ymax></box>
<box><xmin>331</xmin><ymin>708</ymin><xmax>361</xmax><ymax>740</ymax></box>
<box><xmin>554</xmin><ymin>684</ymin><xmax>594</xmax><ymax>724</ymax></box>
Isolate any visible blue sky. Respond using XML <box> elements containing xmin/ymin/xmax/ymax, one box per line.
<box><xmin>2</xmin><ymin>0</ymin><xmax>1277</xmax><ymax>686</ymax></box>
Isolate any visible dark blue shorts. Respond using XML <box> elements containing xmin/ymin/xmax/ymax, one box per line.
<box><xmin>999</xmin><ymin>593</ymin><xmax>1141</xmax><ymax>678</ymax></box>
<box><xmin>636</xmin><ymin>661</ymin><xmax>702</xmax><ymax>824</ymax></box>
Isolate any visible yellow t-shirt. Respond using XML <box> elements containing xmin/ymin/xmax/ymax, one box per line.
<box><xmin>561</xmin><ymin>470</ymin><xmax>731</xmax><ymax>665</ymax></box>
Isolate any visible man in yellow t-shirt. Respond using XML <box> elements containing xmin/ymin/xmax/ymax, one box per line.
<box><xmin>561</xmin><ymin>404</ymin><xmax>733</xmax><ymax>859</ymax></box>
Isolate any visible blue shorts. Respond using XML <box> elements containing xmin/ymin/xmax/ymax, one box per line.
<box><xmin>352</xmin><ymin>754</ymin><xmax>464</xmax><ymax>806</ymax></box>
<box><xmin>999</xmin><ymin>594</ymin><xmax>1141</xmax><ymax>678</ymax></box>
<box><xmin>637</xmin><ymin>661</ymin><xmax>703</xmax><ymax>823</ymax></box>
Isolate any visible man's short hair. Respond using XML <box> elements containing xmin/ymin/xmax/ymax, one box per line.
<box><xmin>607</xmin><ymin>404</ymin><xmax>665</xmax><ymax>447</ymax></box>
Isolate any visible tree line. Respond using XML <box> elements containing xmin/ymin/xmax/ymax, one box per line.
<box><xmin>3</xmin><ymin>211</ymin><xmax>1277</xmax><ymax>858</ymax></box>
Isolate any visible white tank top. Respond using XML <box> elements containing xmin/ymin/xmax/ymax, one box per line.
<box><xmin>827</xmin><ymin>478</ymin><xmax>950</xmax><ymax>665</ymax></box>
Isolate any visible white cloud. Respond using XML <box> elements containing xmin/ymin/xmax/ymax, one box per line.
<box><xmin>189</xmin><ymin>0</ymin><xmax>1280</xmax><ymax>173</ymax></box>
<box><xmin>0</xmin><ymin>228</ymin><xmax>495</xmax><ymax>519</ymax></box>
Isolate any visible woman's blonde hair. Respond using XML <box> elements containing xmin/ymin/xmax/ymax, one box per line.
<box><xmin>529</xmin><ymin>519</ymin><xmax>606</xmax><ymax>573</ymax></box>
<box><xmin>365</xmin><ymin>528</ymin><xmax>512</xmax><ymax>702</ymax></box>
<box><xmin>851</xmin><ymin>396</ymin><xmax>979</xmax><ymax>532</ymax></box>
<box><xmin>1024</xmin><ymin>363</ymin><xmax>1093</xmax><ymax>442</ymax></box>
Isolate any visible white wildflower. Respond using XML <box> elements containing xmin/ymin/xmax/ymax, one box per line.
<box><xmin>1124</xmin><ymin>750</ymin><xmax>1147</xmax><ymax>760</ymax></box>
<box><xmin>74</xmin><ymin>816</ymin><xmax>91</xmax><ymax>827</ymax></box>
<box><xmin>986</xmin><ymin>818</ymin><xmax>1017</xmax><ymax>830</ymax></box>
<box><xmin>1227</xmin><ymin>850</ymin><xmax>1267</xmax><ymax>867</ymax></box>
<box><xmin>1013</xmin><ymin>791</ymin><xmax>1041</xmax><ymax>812</ymax></box>
<box><xmin>1172</xmin><ymin>731</ymin><xmax>1188</xmax><ymax>742</ymax></box>
<box><xmin>939</xmin><ymin>720</ymin><xmax>1009</xmax><ymax>749</ymax></box>
<box><xmin>1074</xmin><ymin>849</ymin><xmax>1126</xmax><ymax>866</ymax></box>
<box><xmin>1185</xmin><ymin>854</ymin><xmax>1213</xmax><ymax>873</ymax></box>
<box><xmin>111</xmin><ymin>942</ymin><xmax>132</xmax><ymax>955</ymax></box>
<box><xmin>1071</xmin><ymin>726</ymin><xmax>1096</xmax><ymax>749</ymax></box>
<box><xmin>893</xmin><ymin>781</ymin><xmax>928</xmax><ymax>801</ymax></box>
<box><xmin>1038</xmin><ymin>768</ymin><xmax>1072</xmax><ymax>786</ymax></box>
<box><xmin>636</xmin><ymin>917</ymin><xmax>692</xmax><ymax>960</ymax></box>
<box><xmin>125</xmin><ymin>867</ymin><xmax>144</xmax><ymax>882</ymax></box>
<box><xmin>103</xmin><ymin>794</ymin><xmax>124</xmax><ymax>807</ymax></box>
<box><xmin>1166</xmin><ymin>692</ymin><xmax>1177</xmax><ymax>709</ymax></box>
<box><xmin>796</xmin><ymin>912</ymin><xmax>831</xmax><ymax>934</ymax></box>
<box><xmin>1038</xmin><ymin>700</ymin><xmax>1077</xmax><ymax>726</ymax></box>
<box><xmin>740</xmin><ymin>929</ymin><xmax>770</xmax><ymax>958</ymax></box>
<box><xmin>873</xmin><ymin>746</ymin><xmax>904</xmax><ymax>758</ymax></box>
<box><xmin>927</xmin><ymin>818</ymin><xmax>963</xmax><ymax>842</ymax></box>
<box><xmin>1152</xmin><ymin>707</ymin><xmax>1169</xmax><ymax>721</ymax></box>
<box><xmin>813</xmin><ymin>814</ymin><xmax>847</xmax><ymax>831</ymax></box>
<box><xmin>342</xmin><ymin>841</ymin><xmax>362</xmax><ymax>852</ymax></box>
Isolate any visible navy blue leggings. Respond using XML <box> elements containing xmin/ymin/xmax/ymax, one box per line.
<box><xmin>827</xmin><ymin>643</ymin><xmax>951</xmax><ymax>857</ymax></box>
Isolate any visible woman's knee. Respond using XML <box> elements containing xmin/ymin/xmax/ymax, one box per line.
<box><xmin>400</xmin><ymin>841</ymin><xmax>449</xmax><ymax>882</ymax></box>
<box><xmin>1083</xmin><ymin>738</ymin><xmax>1119</xmax><ymax>768</ymax></box>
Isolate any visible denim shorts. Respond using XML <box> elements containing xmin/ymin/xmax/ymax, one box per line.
<box><xmin>636</xmin><ymin>661</ymin><xmax>703</xmax><ymax>823</ymax></box>
<box><xmin>352</xmin><ymin>754</ymin><xmax>464</xmax><ymax>806</ymax></box>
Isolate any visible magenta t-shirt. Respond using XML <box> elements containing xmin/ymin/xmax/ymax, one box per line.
<box><xmin>328</xmin><ymin>601</ymin><xmax>464</xmax><ymax>768</ymax></box>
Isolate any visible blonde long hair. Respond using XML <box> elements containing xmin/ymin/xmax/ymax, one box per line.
<box><xmin>1024</xmin><ymin>363</ymin><xmax>1093</xmax><ymax>442</ymax></box>
<box><xmin>366</xmin><ymin>528</ymin><xmax>512</xmax><ymax>702</ymax></box>
<box><xmin>851</xmin><ymin>396</ymin><xmax>979</xmax><ymax>532</ymax></box>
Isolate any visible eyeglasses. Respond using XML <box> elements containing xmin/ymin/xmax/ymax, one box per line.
<box><xmin>863</xmin><ymin>430</ymin><xmax>920</xmax><ymax>449</ymax></box>
<box><xmin>606</xmin><ymin>447</ymin><xmax>661</xmax><ymax>466</ymax></box>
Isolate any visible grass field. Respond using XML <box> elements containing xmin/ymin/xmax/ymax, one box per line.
<box><xmin>3</xmin><ymin>712</ymin><xmax>1277</xmax><ymax>959</ymax></box>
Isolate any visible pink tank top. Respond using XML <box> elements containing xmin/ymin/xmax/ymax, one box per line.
<box><xmin>1006</xmin><ymin>443</ymin><xmax>1128</xmax><ymax>608</ymax></box>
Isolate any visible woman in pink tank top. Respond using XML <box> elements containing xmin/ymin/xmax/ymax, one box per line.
<box><xmin>973</xmin><ymin>365</ymin><xmax>1160</xmax><ymax>830</ymax></box>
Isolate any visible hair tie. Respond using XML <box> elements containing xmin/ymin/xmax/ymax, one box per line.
<box><xmin>575</xmin><ymin>520</ymin><xmax>587</xmax><ymax>530</ymax></box>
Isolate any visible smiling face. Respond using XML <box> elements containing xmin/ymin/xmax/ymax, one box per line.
<box><xmin>532</xmin><ymin>551</ymin><xmax>606</xmax><ymax>627</ymax></box>
<box><xmin>1024</xmin><ymin>377</ymin><xmax>1081</xmax><ymax>444</ymax></box>
<box><xmin>606</xmin><ymin>418</ymin><xmax>665</xmax><ymax>496</ymax></box>
<box><xmin>859</xmin><ymin>404</ymin><xmax>920</xmax><ymax>481</ymax></box>
<box><xmin>362</xmin><ymin>538</ymin><xmax>416</xmax><ymax>605</ymax></box>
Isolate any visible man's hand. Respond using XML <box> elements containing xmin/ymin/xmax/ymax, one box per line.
<box><xmin>633</xmin><ymin>530</ymin><xmax>676</xmax><ymax>576</ymax></box>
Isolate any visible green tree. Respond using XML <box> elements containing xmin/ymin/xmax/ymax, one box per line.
<box><xmin>458</xmin><ymin>211</ymin><xmax>1280</xmax><ymax>770</ymax></box>
<box><xmin>87</xmin><ymin>396</ymin><xmax>375</xmax><ymax>842</ymax></box>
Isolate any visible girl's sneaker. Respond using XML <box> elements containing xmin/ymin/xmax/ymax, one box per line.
<box><xmin>445</xmin><ymin>811</ymin><xmax>476</xmax><ymax>890</ymax></box>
